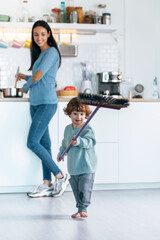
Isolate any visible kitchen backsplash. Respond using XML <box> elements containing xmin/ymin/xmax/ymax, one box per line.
<box><xmin>0</xmin><ymin>33</ymin><xmax>120</xmax><ymax>94</ymax></box>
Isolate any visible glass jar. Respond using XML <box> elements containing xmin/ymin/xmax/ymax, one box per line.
<box><xmin>120</xmin><ymin>76</ymin><xmax>133</xmax><ymax>98</ymax></box>
<box><xmin>94</xmin><ymin>15</ymin><xmax>102</xmax><ymax>24</ymax></box>
<box><xmin>70</xmin><ymin>11</ymin><xmax>78</xmax><ymax>23</ymax></box>
<box><xmin>97</xmin><ymin>4</ymin><xmax>107</xmax><ymax>16</ymax></box>
<box><xmin>51</xmin><ymin>8</ymin><xmax>60</xmax><ymax>23</ymax></box>
<box><xmin>83</xmin><ymin>10</ymin><xmax>96</xmax><ymax>24</ymax></box>
<box><xmin>60</xmin><ymin>11</ymin><xmax>65</xmax><ymax>23</ymax></box>
<box><xmin>50</xmin><ymin>14</ymin><xmax>56</xmax><ymax>23</ymax></box>
<box><xmin>31</xmin><ymin>16</ymin><xmax>39</xmax><ymax>22</ymax></box>
<box><xmin>42</xmin><ymin>14</ymin><xmax>50</xmax><ymax>22</ymax></box>
<box><xmin>75</xmin><ymin>7</ymin><xmax>83</xmax><ymax>23</ymax></box>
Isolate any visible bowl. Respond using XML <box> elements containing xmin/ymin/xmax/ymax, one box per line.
<box><xmin>56</xmin><ymin>90</ymin><xmax>79</xmax><ymax>97</ymax></box>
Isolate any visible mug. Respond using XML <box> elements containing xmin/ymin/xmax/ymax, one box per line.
<box><xmin>0</xmin><ymin>40</ymin><xmax>9</xmax><ymax>48</ymax></box>
<box><xmin>23</xmin><ymin>39</ymin><xmax>31</xmax><ymax>48</ymax></box>
<box><xmin>12</xmin><ymin>40</ymin><xmax>22</xmax><ymax>48</ymax></box>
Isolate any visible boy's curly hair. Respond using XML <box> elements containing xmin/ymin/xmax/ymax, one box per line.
<box><xmin>63</xmin><ymin>97</ymin><xmax>92</xmax><ymax>119</ymax></box>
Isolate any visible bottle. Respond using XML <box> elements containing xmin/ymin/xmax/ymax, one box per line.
<box><xmin>60</xmin><ymin>1</ymin><xmax>67</xmax><ymax>23</ymax></box>
<box><xmin>152</xmin><ymin>77</ymin><xmax>159</xmax><ymax>99</ymax></box>
<box><xmin>21</xmin><ymin>0</ymin><xmax>29</xmax><ymax>22</ymax></box>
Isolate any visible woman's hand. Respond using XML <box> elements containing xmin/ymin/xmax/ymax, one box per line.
<box><xmin>21</xmin><ymin>88</ymin><xmax>27</xmax><ymax>93</ymax></box>
<box><xmin>71</xmin><ymin>137</ymin><xmax>77</xmax><ymax>145</ymax></box>
<box><xmin>16</xmin><ymin>73</ymin><xmax>26</xmax><ymax>81</ymax></box>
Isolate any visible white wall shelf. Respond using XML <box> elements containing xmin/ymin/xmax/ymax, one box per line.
<box><xmin>0</xmin><ymin>22</ymin><xmax>118</xmax><ymax>34</ymax></box>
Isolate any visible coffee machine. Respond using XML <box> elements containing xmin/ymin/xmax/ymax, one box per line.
<box><xmin>97</xmin><ymin>72</ymin><xmax>122</xmax><ymax>98</ymax></box>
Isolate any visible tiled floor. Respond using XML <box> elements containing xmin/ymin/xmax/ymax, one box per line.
<box><xmin>0</xmin><ymin>189</ymin><xmax>160</xmax><ymax>240</ymax></box>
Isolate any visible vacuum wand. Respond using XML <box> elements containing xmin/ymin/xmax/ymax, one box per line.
<box><xmin>59</xmin><ymin>106</ymin><xmax>100</xmax><ymax>161</ymax></box>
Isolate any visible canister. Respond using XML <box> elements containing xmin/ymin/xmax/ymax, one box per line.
<box><xmin>94</xmin><ymin>15</ymin><xmax>102</xmax><ymax>24</ymax></box>
<box><xmin>102</xmin><ymin>13</ymin><xmax>111</xmax><ymax>25</ymax></box>
<box><xmin>70</xmin><ymin>11</ymin><xmax>78</xmax><ymax>23</ymax></box>
<box><xmin>75</xmin><ymin>7</ymin><xmax>83</xmax><ymax>23</ymax></box>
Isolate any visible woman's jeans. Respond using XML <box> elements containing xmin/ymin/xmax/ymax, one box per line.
<box><xmin>27</xmin><ymin>104</ymin><xmax>61</xmax><ymax>181</ymax></box>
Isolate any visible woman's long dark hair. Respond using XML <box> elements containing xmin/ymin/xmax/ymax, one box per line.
<box><xmin>29</xmin><ymin>20</ymin><xmax>61</xmax><ymax>70</ymax></box>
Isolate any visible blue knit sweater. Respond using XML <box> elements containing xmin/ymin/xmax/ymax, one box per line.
<box><xmin>23</xmin><ymin>47</ymin><xmax>59</xmax><ymax>106</ymax></box>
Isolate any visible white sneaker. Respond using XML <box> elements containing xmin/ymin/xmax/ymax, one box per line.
<box><xmin>51</xmin><ymin>173</ymin><xmax>69</xmax><ymax>197</ymax></box>
<box><xmin>27</xmin><ymin>184</ymin><xmax>54</xmax><ymax>198</ymax></box>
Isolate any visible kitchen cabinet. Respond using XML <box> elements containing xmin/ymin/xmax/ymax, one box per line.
<box><xmin>95</xmin><ymin>143</ymin><xmax>118</xmax><ymax>183</ymax></box>
<box><xmin>1</xmin><ymin>100</ymin><xmax>160</xmax><ymax>193</ymax></box>
<box><xmin>0</xmin><ymin>102</ymin><xmax>40</xmax><ymax>187</ymax></box>
<box><xmin>58</xmin><ymin>102</ymin><xmax>72</xmax><ymax>142</ymax></box>
<box><xmin>59</xmin><ymin>100</ymin><xmax>160</xmax><ymax>185</ymax></box>
<box><xmin>119</xmin><ymin>102</ymin><xmax>160</xmax><ymax>183</ymax></box>
<box><xmin>0</xmin><ymin>102</ymin><xmax>58</xmax><ymax>190</ymax></box>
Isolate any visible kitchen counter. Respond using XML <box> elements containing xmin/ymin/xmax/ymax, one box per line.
<box><xmin>0</xmin><ymin>97</ymin><xmax>160</xmax><ymax>102</ymax></box>
<box><xmin>0</xmin><ymin>97</ymin><xmax>72</xmax><ymax>102</ymax></box>
<box><xmin>130</xmin><ymin>98</ymin><xmax>160</xmax><ymax>102</ymax></box>
<box><xmin>1</xmin><ymin>97</ymin><xmax>160</xmax><ymax>102</ymax></box>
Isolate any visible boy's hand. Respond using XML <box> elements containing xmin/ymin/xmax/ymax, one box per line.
<box><xmin>57</xmin><ymin>156</ymin><xmax>64</xmax><ymax>162</ymax></box>
<box><xmin>71</xmin><ymin>137</ymin><xmax>77</xmax><ymax>145</ymax></box>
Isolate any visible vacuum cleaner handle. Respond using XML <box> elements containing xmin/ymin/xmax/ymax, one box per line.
<box><xmin>59</xmin><ymin>106</ymin><xmax>100</xmax><ymax>161</ymax></box>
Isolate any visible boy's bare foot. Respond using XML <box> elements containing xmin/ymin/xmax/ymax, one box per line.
<box><xmin>71</xmin><ymin>212</ymin><xmax>81</xmax><ymax>218</ymax></box>
<box><xmin>80</xmin><ymin>211</ymin><xmax>88</xmax><ymax>218</ymax></box>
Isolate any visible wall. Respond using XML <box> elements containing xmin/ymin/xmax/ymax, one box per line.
<box><xmin>0</xmin><ymin>0</ymin><xmax>159</xmax><ymax>98</ymax></box>
<box><xmin>0</xmin><ymin>0</ymin><xmax>124</xmax><ymax>93</ymax></box>
<box><xmin>0</xmin><ymin>0</ymin><xmax>124</xmax><ymax>27</ymax></box>
<box><xmin>124</xmin><ymin>0</ymin><xmax>159</xmax><ymax>98</ymax></box>
<box><xmin>155</xmin><ymin>0</ymin><xmax>160</xmax><ymax>79</ymax></box>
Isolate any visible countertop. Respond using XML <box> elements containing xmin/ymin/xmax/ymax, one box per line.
<box><xmin>1</xmin><ymin>97</ymin><xmax>160</xmax><ymax>102</ymax></box>
<box><xmin>129</xmin><ymin>98</ymin><xmax>160</xmax><ymax>102</ymax></box>
<box><xmin>0</xmin><ymin>97</ymin><xmax>72</xmax><ymax>102</ymax></box>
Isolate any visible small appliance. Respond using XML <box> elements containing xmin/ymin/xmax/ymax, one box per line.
<box><xmin>97</xmin><ymin>72</ymin><xmax>122</xmax><ymax>98</ymax></box>
<box><xmin>133</xmin><ymin>84</ymin><xmax>144</xmax><ymax>98</ymax></box>
<box><xmin>80</xmin><ymin>62</ymin><xmax>93</xmax><ymax>94</ymax></box>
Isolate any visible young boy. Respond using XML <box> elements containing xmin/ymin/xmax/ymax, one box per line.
<box><xmin>56</xmin><ymin>97</ymin><xmax>97</xmax><ymax>218</ymax></box>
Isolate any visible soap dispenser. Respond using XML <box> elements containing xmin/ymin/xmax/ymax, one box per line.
<box><xmin>152</xmin><ymin>77</ymin><xmax>159</xmax><ymax>99</ymax></box>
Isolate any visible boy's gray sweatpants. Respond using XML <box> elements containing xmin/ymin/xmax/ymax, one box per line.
<box><xmin>69</xmin><ymin>173</ymin><xmax>95</xmax><ymax>213</ymax></box>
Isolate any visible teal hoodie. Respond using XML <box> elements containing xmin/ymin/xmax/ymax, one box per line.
<box><xmin>58</xmin><ymin>124</ymin><xmax>97</xmax><ymax>175</ymax></box>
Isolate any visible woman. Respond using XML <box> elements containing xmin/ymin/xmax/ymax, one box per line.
<box><xmin>17</xmin><ymin>20</ymin><xmax>69</xmax><ymax>198</ymax></box>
